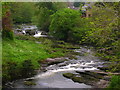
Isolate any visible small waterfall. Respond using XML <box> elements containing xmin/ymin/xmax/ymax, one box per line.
<box><xmin>14</xmin><ymin>24</ymin><xmax>47</xmax><ymax>37</ymax></box>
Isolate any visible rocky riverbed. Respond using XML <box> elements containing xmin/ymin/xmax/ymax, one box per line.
<box><xmin>5</xmin><ymin>46</ymin><xmax>112</xmax><ymax>89</ymax></box>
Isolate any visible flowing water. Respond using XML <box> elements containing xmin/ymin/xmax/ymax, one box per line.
<box><xmin>14</xmin><ymin>24</ymin><xmax>47</xmax><ymax>37</ymax></box>
<box><xmin>7</xmin><ymin>46</ymin><xmax>106</xmax><ymax>89</ymax></box>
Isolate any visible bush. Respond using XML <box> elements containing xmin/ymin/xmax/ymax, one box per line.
<box><xmin>36</xmin><ymin>7</ymin><xmax>53</xmax><ymax>32</ymax></box>
<box><xmin>34</xmin><ymin>2</ymin><xmax>56</xmax><ymax>32</ymax></box>
<box><xmin>2</xmin><ymin>30</ymin><xmax>14</xmax><ymax>40</ymax></box>
<box><xmin>49</xmin><ymin>8</ymin><xmax>89</xmax><ymax>43</ymax></box>
<box><xmin>108</xmin><ymin>75</ymin><xmax>120</xmax><ymax>89</ymax></box>
<box><xmin>2</xmin><ymin>61</ymin><xmax>18</xmax><ymax>84</ymax></box>
<box><xmin>10</xmin><ymin>3</ymin><xmax>35</xmax><ymax>24</ymax></box>
<box><xmin>82</xmin><ymin>6</ymin><xmax>119</xmax><ymax>47</ymax></box>
<box><xmin>20</xmin><ymin>60</ymin><xmax>35</xmax><ymax>78</ymax></box>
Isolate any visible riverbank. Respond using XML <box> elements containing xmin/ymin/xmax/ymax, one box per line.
<box><xmin>89</xmin><ymin>44</ymin><xmax>120</xmax><ymax>89</ymax></box>
<box><xmin>2</xmin><ymin>35</ymin><xmax>79</xmax><ymax>85</ymax></box>
<box><xmin>3</xmin><ymin>35</ymin><xmax>120</xmax><ymax>89</ymax></box>
<box><xmin>4</xmin><ymin>46</ymin><xmax>104</xmax><ymax>88</ymax></box>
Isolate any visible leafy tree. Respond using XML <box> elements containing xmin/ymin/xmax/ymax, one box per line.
<box><xmin>2</xmin><ymin>3</ymin><xmax>13</xmax><ymax>40</ymax></box>
<box><xmin>10</xmin><ymin>2</ymin><xmax>35</xmax><ymax>24</ymax></box>
<box><xmin>49</xmin><ymin>8</ymin><xmax>89</xmax><ymax>43</ymax></box>
<box><xmin>74</xmin><ymin>2</ymin><xmax>85</xmax><ymax>7</ymax></box>
<box><xmin>82</xmin><ymin>2</ymin><xmax>120</xmax><ymax>74</ymax></box>
<box><xmin>53</xmin><ymin>2</ymin><xmax>67</xmax><ymax>10</ymax></box>
<box><xmin>36</xmin><ymin>2</ymin><xmax>56</xmax><ymax>11</ymax></box>
<box><xmin>33</xmin><ymin>2</ymin><xmax>56</xmax><ymax>32</ymax></box>
<box><xmin>83</xmin><ymin>5</ymin><xmax>119</xmax><ymax>46</ymax></box>
<box><xmin>35</xmin><ymin>7</ymin><xmax>54</xmax><ymax>32</ymax></box>
<box><xmin>34</xmin><ymin>2</ymin><xmax>67</xmax><ymax>32</ymax></box>
<box><xmin>0</xmin><ymin>2</ymin><xmax>1</xmax><ymax>20</ymax></box>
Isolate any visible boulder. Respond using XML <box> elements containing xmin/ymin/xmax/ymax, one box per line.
<box><xmin>63</xmin><ymin>72</ymin><xmax>98</xmax><ymax>86</ymax></box>
<box><xmin>46</xmin><ymin>57</ymin><xmax>65</xmax><ymax>65</ymax></box>
<box><xmin>76</xmin><ymin>71</ymin><xmax>103</xmax><ymax>79</ymax></box>
<box><xmin>98</xmin><ymin>66</ymin><xmax>110</xmax><ymax>71</ymax></box>
<box><xmin>26</xmin><ymin>30</ymin><xmax>36</xmax><ymax>35</ymax></box>
<box><xmin>93</xmin><ymin>80</ymin><xmax>109</xmax><ymax>88</ymax></box>
<box><xmin>63</xmin><ymin>73</ymin><xmax>75</xmax><ymax>79</ymax></box>
<box><xmin>72</xmin><ymin>76</ymin><xmax>84</xmax><ymax>83</ymax></box>
<box><xmin>103</xmin><ymin>76</ymin><xmax>112</xmax><ymax>81</ymax></box>
<box><xmin>24</xmin><ymin>81</ymin><xmax>36</xmax><ymax>86</ymax></box>
<box><xmin>41</xmin><ymin>31</ymin><xmax>47</xmax><ymax>35</ymax></box>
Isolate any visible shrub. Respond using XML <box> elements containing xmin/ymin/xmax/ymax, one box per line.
<box><xmin>2</xmin><ymin>30</ymin><xmax>14</xmax><ymax>40</ymax></box>
<box><xmin>49</xmin><ymin>8</ymin><xmax>89</xmax><ymax>43</ymax></box>
<box><xmin>108</xmin><ymin>75</ymin><xmax>120</xmax><ymax>89</ymax></box>
<box><xmin>20</xmin><ymin>60</ymin><xmax>35</xmax><ymax>78</ymax></box>
<box><xmin>2</xmin><ymin>61</ymin><xmax>18</xmax><ymax>84</ymax></box>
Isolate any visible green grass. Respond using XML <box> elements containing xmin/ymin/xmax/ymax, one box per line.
<box><xmin>2</xmin><ymin>35</ymin><xmax>74</xmax><ymax>83</ymax></box>
<box><xmin>3</xmin><ymin>37</ymin><xmax>68</xmax><ymax>68</ymax></box>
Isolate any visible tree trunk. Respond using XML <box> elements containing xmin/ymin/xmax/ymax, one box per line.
<box><xmin>2</xmin><ymin>5</ymin><xmax>13</xmax><ymax>40</ymax></box>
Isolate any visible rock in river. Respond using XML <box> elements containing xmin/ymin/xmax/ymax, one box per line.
<box><xmin>46</xmin><ymin>57</ymin><xmax>65</xmax><ymax>65</ymax></box>
<box><xmin>63</xmin><ymin>71</ymin><xmax>106</xmax><ymax>86</ymax></box>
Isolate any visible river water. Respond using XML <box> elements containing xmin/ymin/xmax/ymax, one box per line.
<box><xmin>6</xmin><ymin>46</ymin><xmax>106</xmax><ymax>89</ymax></box>
<box><xmin>14</xmin><ymin>24</ymin><xmax>47</xmax><ymax>37</ymax></box>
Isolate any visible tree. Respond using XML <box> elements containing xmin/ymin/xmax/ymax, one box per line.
<box><xmin>34</xmin><ymin>2</ymin><xmax>56</xmax><ymax>32</ymax></box>
<box><xmin>83</xmin><ymin>3</ymin><xmax>119</xmax><ymax>46</ymax></box>
<box><xmin>2</xmin><ymin>3</ymin><xmax>13</xmax><ymax>40</ymax></box>
<box><xmin>10</xmin><ymin>2</ymin><xmax>35</xmax><ymax>24</ymax></box>
<box><xmin>49</xmin><ymin>8</ymin><xmax>89</xmax><ymax>43</ymax></box>
<box><xmin>74</xmin><ymin>2</ymin><xmax>85</xmax><ymax>7</ymax></box>
<box><xmin>0</xmin><ymin>2</ymin><xmax>1</xmax><ymax>19</ymax></box>
<box><xmin>82</xmin><ymin>2</ymin><xmax>120</xmax><ymax>73</ymax></box>
<box><xmin>34</xmin><ymin>2</ymin><xmax>67</xmax><ymax>32</ymax></box>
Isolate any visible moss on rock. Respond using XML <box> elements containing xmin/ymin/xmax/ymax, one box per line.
<box><xmin>24</xmin><ymin>81</ymin><xmax>36</xmax><ymax>86</ymax></box>
<box><xmin>63</xmin><ymin>73</ymin><xmax>75</xmax><ymax>78</ymax></box>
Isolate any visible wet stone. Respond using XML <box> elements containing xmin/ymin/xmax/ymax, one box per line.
<box><xmin>24</xmin><ymin>81</ymin><xmax>36</xmax><ymax>86</ymax></box>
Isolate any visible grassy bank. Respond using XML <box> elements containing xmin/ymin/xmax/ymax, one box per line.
<box><xmin>2</xmin><ymin>35</ymin><xmax>76</xmax><ymax>84</ymax></box>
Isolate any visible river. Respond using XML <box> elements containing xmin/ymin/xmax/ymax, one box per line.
<box><xmin>14</xmin><ymin>24</ymin><xmax>47</xmax><ymax>37</ymax></box>
<box><xmin>6</xmin><ymin>46</ymin><xmax>107</xmax><ymax>89</ymax></box>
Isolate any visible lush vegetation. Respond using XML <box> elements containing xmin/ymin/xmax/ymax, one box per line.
<box><xmin>2</xmin><ymin>2</ymin><xmax>120</xmax><ymax>88</ymax></box>
<box><xmin>49</xmin><ymin>8</ymin><xmax>89</xmax><ymax>43</ymax></box>
<box><xmin>73</xmin><ymin>2</ymin><xmax>85</xmax><ymax>7</ymax></box>
<box><xmin>2</xmin><ymin>35</ymin><xmax>75</xmax><ymax>84</ymax></box>
<box><xmin>108</xmin><ymin>75</ymin><xmax>120</xmax><ymax>89</ymax></box>
<box><xmin>10</xmin><ymin>3</ymin><xmax>35</xmax><ymax>24</ymax></box>
<box><xmin>82</xmin><ymin>3</ymin><xmax>120</xmax><ymax>73</ymax></box>
<box><xmin>2</xmin><ymin>3</ymin><xmax>14</xmax><ymax>40</ymax></box>
<box><xmin>33</xmin><ymin>2</ymin><xmax>67</xmax><ymax>32</ymax></box>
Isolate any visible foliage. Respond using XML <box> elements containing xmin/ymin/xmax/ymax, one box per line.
<box><xmin>49</xmin><ymin>8</ymin><xmax>89</xmax><ymax>43</ymax></box>
<box><xmin>73</xmin><ymin>2</ymin><xmax>85</xmax><ymax>7</ymax></box>
<box><xmin>33</xmin><ymin>2</ymin><xmax>67</xmax><ymax>32</ymax></box>
<box><xmin>108</xmin><ymin>75</ymin><xmax>120</xmax><ymax>89</ymax></box>
<box><xmin>83</xmin><ymin>6</ymin><xmax>118</xmax><ymax>46</ymax></box>
<box><xmin>2</xmin><ymin>30</ymin><xmax>14</xmax><ymax>40</ymax></box>
<box><xmin>2</xmin><ymin>2</ymin><xmax>11</xmax><ymax>16</ymax></box>
<box><xmin>2</xmin><ymin>2</ymin><xmax>14</xmax><ymax>40</ymax></box>
<box><xmin>2</xmin><ymin>2</ymin><xmax>120</xmax><ymax>87</ymax></box>
<box><xmin>20</xmin><ymin>60</ymin><xmax>35</xmax><ymax>78</ymax></box>
<box><xmin>53</xmin><ymin>2</ymin><xmax>67</xmax><ymax>10</ymax></box>
<box><xmin>33</xmin><ymin>2</ymin><xmax>56</xmax><ymax>32</ymax></box>
<box><xmin>10</xmin><ymin>2</ymin><xmax>35</xmax><ymax>24</ymax></box>
<box><xmin>34</xmin><ymin>7</ymin><xmax>53</xmax><ymax>32</ymax></box>
<box><xmin>81</xmin><ymin>2</ymin><xmax>120</xmax><ymax>74</ymax></box>
<box><xmin>2</xmin><ymin>36</ymin><xmax>74</xmax><ymax>84</ymax></box>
